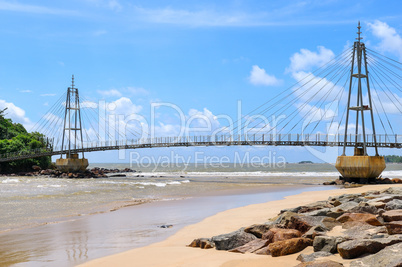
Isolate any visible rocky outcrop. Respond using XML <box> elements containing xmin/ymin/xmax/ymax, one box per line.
<box><xmin>262</xmin><ymin>228</ymin><xmax>301</xmax><ymax>242</ymax></box>
<box><xmin>313</xmin><ymin>236</ymin><xmax>348</xmax><ymax>254</ymax></box>
<box><xmin>267</xmin><ymin>237</ymin><xmax>312</xmax><ymax>257</ymax></box>
<box><xmin>350</xmin><ymin>242</ymin><xmax>402</xmax><ymax>267</ymax></box>
<box><xmin>337</xmin><ymin>235</ymin><xmax>402</xmax><ymax>259</ymax></box>
<box><xmin>336</xmin><ymin>213</ymin><xmax>382</xmax><ymax>226</ymax></box>
<box><xmin>211</xmin><ymin>229</ymin><xmax>257</xmax><ymax>250</ymax></box>
<box><xmin>188</xmin><ymin>186</ymin><xmax>402</xmax><ymax>265</ymax></box>
<box><xmin>228</xmin><ymin>239</ymin><xmax>270</xmax><ymax>253</ymax></box>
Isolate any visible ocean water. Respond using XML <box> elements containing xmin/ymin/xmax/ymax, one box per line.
<box><xmin>2</xmin><ymin>163</ymin><xmax>402</xmax><ymax>233</ymax></box>
<box><xmin>1</xmin><ymin>163</ymin><xmax>402</xmax><ymax>266</ymax></box>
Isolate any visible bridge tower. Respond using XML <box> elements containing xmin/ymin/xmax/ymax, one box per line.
<box><xmin>335</xmin><ymin>22</ymin><xmax>385</xmax><ymax>180</ymax></box>
<box><xmin>55</xmin><ymin>75</ymin><xmax>89</xmax><ymax>172</ymax></box>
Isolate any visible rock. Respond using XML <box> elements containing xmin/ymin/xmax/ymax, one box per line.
<box><xmin>158</xmin><ymin>224</ymin><xmax>173</xmax><ymax>228</ymax></box>
<box><xmin>295</xmin><ymin>260</ymin><xmax>344</xmax><ymax>267</ymax></box>
<box><xmin>342</xmin><ymin>224</ymin><xmax>387</xmax><ymax>239</ymax></box>
<box><xmin>392</xmin><ymin>178</ymin><xmax>402</xmax><ymax>184</ymax></box>
<box><xmin>254</xmin><ymin>246</ymin><xmax>270</xmax><ymax>255</ymax></box>
<box><xmin>384</xmin><ymin>199</ymin><xmax>402</xmax><ymax>210</ymax></box>
<box><xmin>262</xmin><ymin>228</ymin><xmax>302</xmax><ymax>243</ymax></box>
<box><xmin>336</xmin><ymin>213</ymin><xmax>382</xmax><ymax>226</ymax></box>
<box><xmin>367</xmin><ymin>200</ymin><xmax>386</xmax><ymax>209</ymax></box>
<box><xmin>109</xmin><ymin>174</ymin><xmax>127</xmax><ymax>177</ymax></box>
<box><xmin>229</xmin><ymin>239</ymin><xmax>270</xmax><ymax>253</ymax></box>
<box><xmin>211</xmin><ymin>229</ymin><xmax>257</xmax><ymax>250</ymax></box>
<box><xmin>313</xmin><ymin>236</ymin><xmax>348</xmax><ymax>253</ymax></box>
<box><xmin>330</xmin><ymin>201</ymin><xmax>358</xmax><ymax>213</ymax></box>
<box><xmin>337</xmin><ymin>235</ymin><xmax>402</xmax><ymax>259</ymax></box>
<box><xmin>296</xmin><ymin>251</ymin><xmax>334</xmax><ymax>262</ymax></box>
<box><xmin>348</xmin><ymin>203</ymin><xmax>378</xmax><ymax>214</ymax></box>
<box><xmin>244</xmin><ymin>223</ymin><xmax>272</xmax><ymax>238</ymax></box>
<box><xmin>302</xmin><ymin>225</ymin><xmax>326</xmax><ymax>239</ymax></box>
<box><xmin>385</xmin><ymin>221</ymin><xmax>402</xmax><ymax>235</ymax></box>
<box><xmin>382</xmin><ymin>209</ymin><xmax>402</xmax><ymax>222</ymax></box>
<box><xmin>188</xmin><ymin>238</ymin><xmax>214</xmax><ymax>249</ymax></box>
<box><xmin>304</xmin><ymin>208</ymin><xmax>331</xmax><ymax>217</ymax></box>
<box><xmin>349</xmin><ymin>242</ymin><xmax>402</xmax><ymax>267</ymax></box>
<box><xmin>285</xmin><ymin>215</ymin><xmax>329</xmax><ymax>234</ymax></box>
<box><xmin>268</xmin><ymin>237</ymin><xmax>313</xmax><ymax>257</ymax></box>
<box><xmin>32</xmin><ymin>165</ymin><xmax>41</xmax><ymax>171</ymax></box>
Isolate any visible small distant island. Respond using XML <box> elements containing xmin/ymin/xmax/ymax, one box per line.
<box><xmin>298</xmin><ymin>161</ymin><xmax>313</xmax><ymax>164</ymax></box>
<box><xmin>383</xmin><ymin>155</ymin><xmax>402</xmax><ymax>163</ymax></box>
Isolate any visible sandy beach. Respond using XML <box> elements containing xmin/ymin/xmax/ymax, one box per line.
<box><xmin>81</xmin><ymin>184</ymin><xmax>402</xmax><ymax>267</ymax></box>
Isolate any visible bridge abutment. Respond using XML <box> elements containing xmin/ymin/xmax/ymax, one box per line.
<box><xmin>55</xmin><ymin>153</ymin><xmax>88</xmax><ymax>173</ymax></box>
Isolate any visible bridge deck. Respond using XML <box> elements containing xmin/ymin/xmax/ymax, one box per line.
<box><xmin>0</xmin><ymin>134</ymin><xmax>401</xmax><ymax>162</ymax></box>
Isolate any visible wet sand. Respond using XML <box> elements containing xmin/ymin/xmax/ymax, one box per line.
<box><xmin>0</xmin><ymin>184</ymin><xmax>332</xmax><ymax>266</ymax></box>
<box><xmin>81</xmin><ymin>184</ymin><xmax>402</xmax><ymax>267</ymax></box>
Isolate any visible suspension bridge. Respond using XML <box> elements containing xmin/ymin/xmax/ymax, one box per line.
<box><xmin>1</xmin><ymin>24</ymin><xmax>402</xmax><ymax>178</ymax></box>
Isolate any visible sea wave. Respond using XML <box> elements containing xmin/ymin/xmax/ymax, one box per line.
<box><xmin>1</xmin><ymin>178</ymin><xmax>20</xmax><ymax>183</ymax></box>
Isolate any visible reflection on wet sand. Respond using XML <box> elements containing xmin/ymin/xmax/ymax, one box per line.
<box><xmin>0</xmin><ymin>185</ymin><xmax>330</xmax><ymax>266</ymax></box>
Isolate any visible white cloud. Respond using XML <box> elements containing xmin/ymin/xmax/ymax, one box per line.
<box><xmin>41</xmin><ymin>93</ymin><xmax>57</xmax><ymax>97</ymax></box>
<box><xmin>126</xmin><ymin>87</ymin><xmax>149</xmax><ymax>95</ymax></box>
<box><xmin>84</xmin><ymin>0</ymin><xmax>122</xmax><ymax>11</ymax></box>
<box><xmin>0</xmin><ymin>1</ymin><xmax>79</xmax><ymax>15</ymax></box>
<box><xmin>109</xmin><ymin>97</ymin><xmax>142</xmax><ymax>115</ymax></box>
<box><xmin>20</xmin><ymin>89</ymin><xmax>32</xmax><ymax>93</ymax></box>
<box><xmin>368</xmin><ymin>20</ymin><xmax>402</xmax><ymax>60</ymax></box>
<box><xmin>287</xmin><ymin>46</ymin><xmax>335</xmax><ymax>73</ymax></box>
<box><xmin>81</xmin><ymin>101</ymin><xmax>98</xmax><ymax>109</ymax></box>
<box><xmin>97</xmin><ymin>89</ymin><xmax>122</xmax><ymax>97</ymax></box>
<box><xmin>0</xmin><ymin>99</ymin><xmax>32</xmax><ymax>129</ymax></box>
<box><xmin>248</xmin><ymin>65</ymin><xmax>282</xmax><ymax>86</ymax></box>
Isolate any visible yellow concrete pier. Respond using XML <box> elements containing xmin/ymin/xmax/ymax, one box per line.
<box><xmin>55</xmin><ymin>153</ymin><xmax>88</xmax><ymax>173</ymax></box>
<box><xmin>335</xmin><ymin>153</ymin><xmax>385</xmax><ymax>179</ymax></box>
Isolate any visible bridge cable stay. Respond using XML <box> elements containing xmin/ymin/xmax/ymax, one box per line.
<box><xmin>227</xmin><ymin>46</ymin><xmax>353</xmax><ymax>136</ymax></box>
<box><xmin>79</xmin><ymin>95</ymin><xmax>149</xmax><ymax>140</ymax></box>
<box><xmin>367</xmin><ymin>77</ymin><xmax>396</xmax><ymax>135</ymax></box>
<box><xmin>236</xmin><ymin>49</ymin><xmax>353</xmax><ymax>137</ymax></box>
<box><xmin>241</xmin><ymin>49</ymin><xmax>353</xmax><ymax>139</ymax></box>
<box><xmin>236</xmin><ymin>49</ymin><xmax>352</xmax><ymax>135</ymax></box>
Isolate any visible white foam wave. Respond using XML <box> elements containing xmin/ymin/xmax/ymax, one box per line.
<box><xmin>2</xmin><ymin>178</ymin><xmax>20</xmax><ymax>183</ymax></box>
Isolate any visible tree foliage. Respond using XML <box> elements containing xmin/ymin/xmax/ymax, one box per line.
<box><xmin>0</xmin><ymin>109</ymin><xmax>51</xmax><ymax>173</ymax></box>
<box><xmin>383</xmin><ymin>155</ymin><xmax>402</xmax><ymax>163</ymax></box>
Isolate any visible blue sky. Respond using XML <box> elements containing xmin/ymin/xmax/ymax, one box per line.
<box><xmin>1</xmin><ymin>0</ymin><xmax>402</xmax><ymax>164</ymax></box>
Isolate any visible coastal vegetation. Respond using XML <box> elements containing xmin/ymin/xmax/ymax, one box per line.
<box><xmin>0</xmin><ymin>108</ymin><xmax>51</xmax><ymax>173</ymax></box>
<box><xmin>383</xmin><ymin>155</ymin><xmax>402</xmax><ymax>163</ymax></box>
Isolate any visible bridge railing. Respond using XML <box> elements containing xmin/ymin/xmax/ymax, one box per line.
<box><xmin>1</xmin><ymin>133</ymin><xmax>402</xmax><ymax>161</ymax></box>
<box><xmin>51</xmin><ymin>133</ymin><xmax>402</xmax><ymax>151</ymax></box>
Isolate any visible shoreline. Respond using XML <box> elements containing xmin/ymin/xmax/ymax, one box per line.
<box><xmin>80</xmin><ymin>184</ymin><xmax>402</xmax><ymax>267</ymax></box>
<box><xmin>0</xmin><ymin>184</ymin><xmax>333</xmax><ymax>266</ymax></box>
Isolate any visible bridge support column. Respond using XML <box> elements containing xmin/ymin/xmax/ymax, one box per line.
<box><xmin>55</xmin><ymin>154</ymin><xmax>88</xmax><ymax>173</ymax></box>
<box><xmin>335</xmin><ymin>148</ymin><xmax>385</xmax><ymax>180</ymax></box>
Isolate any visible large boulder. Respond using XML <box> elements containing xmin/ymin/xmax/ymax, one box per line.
<box><xmin>337</xmin><ymin>235</ymin><xmax>402</xmax><ymax>259</ymax></box>
<box><xmin>262</xmin><ymin>227</ymin><xmax>301</xmax><ymax>242</ymax></box>
<box><xmin>295</xmin><ymin>260</ymin><xmax>344</xmax><ymax>267</ymax></box>
<box><xmin>330</xmin><ymin>201</ymin><xmax>358</xmax><ymax>213</ymax></box>
<box><xmin>384</xmin><ymin>199</ymin><xmax>402</xmax><ymax>210</ymax></box>
<box><xmin>211</xmin><ymin>229</ymin><xmax>257</xmax><ymax>250</ymax></box>
<box><xmin>244</xmin><ymin>223</ymin><xmax>272</xmax><ymax>238</ymax></box>
<box><xmin>268</xmin><ymin>237</ymin><xmax>313</xmax><ymax>257</ymax></box>
<box><xmin>336</xmin><ymin>213</ymin><xmax>382</xmax><ymax>226</ymax></box>
<box><xmin>348</xmin><ymin>203</ymin><xmax>378</xmax><ymax>215</ymax></box>
<box><xmin>313</xmin><ymin>236</ymin><xmax>348</xmax><ymax>253</ymax></box>
<box><xmin>382</xmin><ymin>209</ymin><xmax>402</xmax><ymax>222</ymax></box>
<box><xmin>349</xmin><ymin>242</ymin><xmax>402</xmax><ymax>267</ymax></box>
<box><xmin>187</xmin><ymin>238</ymin><xmax>215</xmax><ymax>249</ymax></box>
<box><xmin>229</xmin><ymin>239</ymin><xmax>270</xmax><ymax>253</ymax></box>
<box><xmin>385</xmin><ymin>221</ymin><xmax>402</xmax><ymax>235</ymax></box>
<box><xmin>285</xmin><ymin>215</ymin><xmax>329</xmax><ymax>233</ymax></box>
